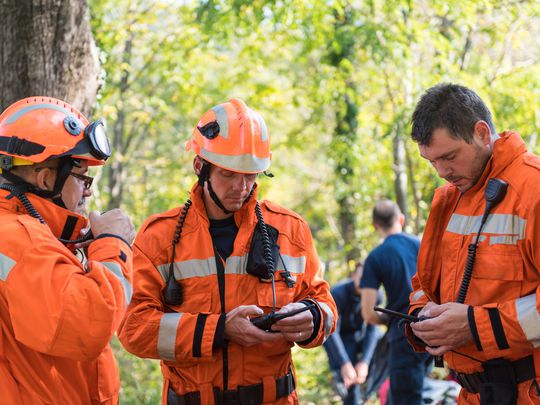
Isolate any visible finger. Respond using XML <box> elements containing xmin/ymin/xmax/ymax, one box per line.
<box><xmin>274</xmin><ymin>318</ymin><xmax>312</xmax><ymax>329</ymax></box>
<box><xmin>239</xmin><ymin>305</ymin><xmax>264</xmax><ymax>317</ymax></box>
<box><xmin>426</xmin><ymin>345</ymin><xmax>451</xmax><ymax>356</ymax></box>
<box><xmin>88</xmin><ymin>210</ymin><xmax>100</xmax><ymax>222</ymax></box>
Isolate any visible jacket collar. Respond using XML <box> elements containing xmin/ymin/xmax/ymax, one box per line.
<box><xmin>461</xmin><ymin>131</ymin><xmax>526</xmax><ymax>196</ymax></box>
<box><xmin>189</xmin><ymin>182</ymin><xmax>259</xmax><ymax>227</ymax></box>
<box><xmin>0</xmin><ymin>188</ymin><xmax>88</xmax><ymax>242</ymax></box>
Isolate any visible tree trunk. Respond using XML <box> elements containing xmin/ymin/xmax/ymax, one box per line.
<box><xmin>0</xmin><ymin>0</ymin><xmax>100</xmax><ymax>115</ymax></box>
<box><xmin>393</xmin><ymin>130</ymin><xmax>409</xmax><ymax>220</ymax></box>
<box><xmin>106</xmin><ymin>33</ymin><xmax>132</xmax><ymax>210</ymax></box>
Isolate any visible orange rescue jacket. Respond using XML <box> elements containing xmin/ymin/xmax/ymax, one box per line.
<box><xmin>118</xmin><ymin>184</ymin><xmax>337</xmax><ymax>404</ymax></box>
<box><xmin>0</xmin><ymin>189</ymin><xmax>133</xmax><ymax>404</ymax></box>
<box><xmin>408</xmin><ymin>132</ymin><xmax>540</xmax><ymax>402</ymax></box>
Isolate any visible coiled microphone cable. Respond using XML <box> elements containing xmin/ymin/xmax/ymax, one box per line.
<box><xmin>456</xmin><ymin>178</ymin><xmax>508</xmax><ymax>304</ymax></box>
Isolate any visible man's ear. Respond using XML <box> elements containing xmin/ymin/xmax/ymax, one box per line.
<box><xmin>35</xmin><ymin>167</ymin><xmax>56</xmax><ymax>191</ymax></box>
<box><xmin>473</xmin><ymin>120</ymin><xmax>492</xmax><ymax>146</ymax></box>
<box><xmin>193</xmin><ymin>156</ymin><xmax>203</xmax><ymax>176</ymax></box>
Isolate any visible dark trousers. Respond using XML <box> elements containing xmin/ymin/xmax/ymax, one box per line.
<box><xmin>327</xmin><ymin>333</ymin><xmax>364</xmax><ymax>404</ymax></box>
<box><xmin>387</xmin><ymin>335</ymin><xmax>432</xmax><ymax>405</ymax></box>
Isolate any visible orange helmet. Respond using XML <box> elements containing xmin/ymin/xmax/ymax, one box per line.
<box><xmin>0</xmin><ymin>97</ymin><xmax>110</xmax><ymax>172</ymax></box>
<box><xmin>186</xmin><ymin>98</ymin><xmax>271</xmax><ymax>174</ymax></box>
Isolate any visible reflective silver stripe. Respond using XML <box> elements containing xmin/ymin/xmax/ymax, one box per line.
<box><xmin>200</xmin><ymin>148</ymin><xmax>270</xmax><ymax>173</ymax></box>
<box><xmin>516</xmin><ymin>294</ymin><xmax>540</xmax><ymax>348</ymax></box>
<box><xmin>101</xmin><ymin>262</ymin><xmax>133</xmax><ymax>305</ymax></box>
<box><xmin>318</xmin><ymin>301</ymin><xmax>334</xmax><ymax>338</ymax></box>
<box><xmin>225</xmin><ymin>255</ymin><xmax>249</xmax><ymax>275</ymax></box>
<box><xmin>490</xmin><ymin>235</ymin><xmax>519</xmax><ymax>245</ymax></box>
<box><xmin>157</xmin><ymin>254</ymin><xmax>307</xmax><ymax>281</ymax></box>
<box><xmin>158</xmin><ymin>313</ymin><xmax>182</xmax><ymax>361</ymax></box>
<box><xmin>412</xmin><ymin>290</ymin><xmax>425</xmax><ymax>302</ymax></box>
<box><xmin>256</xmin><ymin>113</ymin><xmax>268</xmax><ymax>142</ymax></box>
<box><xmin>0</xmin><ymin>252</ymin><xmax>16</xmax><ymax>281</ymax></box>
<box><xmin>446</xmin><ymin>214</ymin><xmax>526</xmax><ymax>243</ymax></box>
<box><xmin>277</xmin><ymin>255</ymin><xmax>306</xmax><ymax>274</ymax></box>
<box><xmin>6</xmin><ymin>103</ymin><xmax>80</xmax><ymax>125</ymax></box>
<box><xmin>212</xmin><ymin>105</ymin><xmax>229</xmax><ymax>139</ymax></box>
<box><xmin>158</xmin><ymin>258</ymin><xmax>218</xmax><ymax>281</ymax></box>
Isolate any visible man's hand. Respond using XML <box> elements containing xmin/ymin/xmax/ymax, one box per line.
<box><xmin>410</xmin><ymin>302</ymin><xmax>472</xmax><ymax>356</ymax></box>
<box><xmin>88</xmin><ymin>209</ymin><xmax>135</xmax><ymax>245</ymax></box>
<box><xmin>355</xmin><ymin>361</ymin><xmax>369</xmax><ymax>384</ymax></box>
<box><xmin>225</xmin><ymin>305</ymin><xmax>284</xmax><ymax>347</ymax></box>
<box><xmin>340</xmin><ymin>362</ymin><xmax>358</xmax><ymax>389</ymax></box>
<box><xmin>271</xmin><ymin>302</ymin><xmax>314</xmax><ymax>342</ymax></box>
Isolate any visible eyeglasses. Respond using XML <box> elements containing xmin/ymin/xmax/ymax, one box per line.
<box><xmin>69</xmin><ymin>172</ymin><xmax>93</xmax><ymax>190</ymax></box>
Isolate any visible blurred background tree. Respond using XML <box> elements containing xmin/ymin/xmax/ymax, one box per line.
<box><xmin>1</xmin><ymin>0</ymin><xmax>539</xmax><ymax>403</ymax></box>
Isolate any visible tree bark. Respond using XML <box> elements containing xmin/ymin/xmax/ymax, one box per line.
<box><xmin>0</xmin><ymin>0</ymin><xmax>100</xmax><ymax>115</ymax></box>
<box><xmin>393</xmin><ymin>130</ymin><xmax>409</xmax><ymax>220</ymax></box>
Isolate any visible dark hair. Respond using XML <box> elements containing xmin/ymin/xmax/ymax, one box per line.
<box><xmin>372</xmin><ymin>200</ymin><xmax>401</xmax><ymax>230</ymax></box>
<box><xmin>411</xmin><ymin>83</ymin><xmax>496</xmax><ymax>145</ymax></box>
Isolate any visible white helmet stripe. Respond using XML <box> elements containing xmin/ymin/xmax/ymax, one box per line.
<box><xmin>211</xmin><ymin>105</ymin><xmax>229</xmax><ymax>139</ymax></box>
<box><xmin>256</xmin><ymin>112</ymin><xmax>268</xmax><ymax>142</ymax></box>
<box><xmin>201</xmin><ymin>147</ymin><xmax>270</xmax><ymax>173</ymax></box>
<box><xmin>6</xmin><ymin>104</ymin><xmax>77</xmax><ymax>125</ymax></box>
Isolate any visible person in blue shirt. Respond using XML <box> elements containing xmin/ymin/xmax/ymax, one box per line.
<box><xmin>360</xmin><ymin>200</ymin><xmax>432</xmax><ymax>405</ymax></box>
<box><xmin>323</xmin><ymin>262</ymin><xmax>382</xmax><ymax>405</ymax></box>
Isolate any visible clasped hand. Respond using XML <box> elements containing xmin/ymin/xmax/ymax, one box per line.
<box><xmin>224</xmin><ymin>303</ymin><xmax>314</xmax><ymax>347</ymax></box>
<box><xmin>410</xmin><ymin>302</ymin><xmax>472</xmax><ymax>356</ymax></box>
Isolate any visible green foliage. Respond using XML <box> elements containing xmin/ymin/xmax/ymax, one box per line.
<box><xmin>88</xmin><ymin>0</ymin><xmax>540</xmax><ymax>402</ymax></box>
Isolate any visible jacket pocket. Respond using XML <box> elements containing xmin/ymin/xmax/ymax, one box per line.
<box><xmin>473</xmin><ymin>245</ymin><xmax>523</xmax><ymax>281</ymax></box>
<box><xmin>467</xmin><ymin>245</ymin><xmax>524</xmax><ymax>304</ymax></box>
<box><xmin>89</xmin><ymin>345</ymin><xmax>119</xmax><ymax>403</ymax></box>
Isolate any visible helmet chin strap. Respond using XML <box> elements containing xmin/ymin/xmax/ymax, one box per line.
<box><xmin>50</xmin><ymin>157</ymin><xmax>75</xmax><ymax>209</ymax></box>
<box><xmin>0</xmin><ymin>157</ymin><xmax>75</xmax><ymax>209</ymax></box>
<box><xmin>197</xmin><ymin>161</ymin><xmax>255</xmax><ymax>215</ymax></box>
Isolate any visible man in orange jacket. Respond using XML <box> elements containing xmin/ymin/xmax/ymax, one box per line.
<box><xmin>0</xmin><ymin>97</ymin><xmax>135</xmax><ymax>404</ymax></box>
<box><xmin>118</xmin><ymin>98</ymin><xmax>337</xmax><ymax>405</ymax></box>
<box><xmin>407</xmin><ymin>83</ymin><xmax>540</xmax><ymax>404</ymax></box>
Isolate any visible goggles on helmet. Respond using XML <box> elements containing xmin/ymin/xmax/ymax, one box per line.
<box><xmin>84</xmin><ymin>120</ymin><xmax>111</xmax><ymax>161</ymax></box>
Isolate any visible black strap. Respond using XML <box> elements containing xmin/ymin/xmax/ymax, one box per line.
<box><xmin>167</xmin><ymin>388</ymin><xmax>200</xmax><ymax>405</ymax></box>
<box><xmin>488</xmin><ymin>308</ymin><xmax>510</xmax><ymax>350</ymax></box>
<box><xmin>192</xmin><ymin>314</ymin><xmax>208</xmax><ymax>358</ymax></box>
<box><xmin>468</xmin><ymin>305</ymin><xmax>483</xmax><ymax>351</ymax></box>
<box><xmin>59</xmin><ymin>215</ymin><xmax>78</xmax><ymax>241</ymax></box>
<box><xmin>168</xmin><ymin>370</ymin><xmax>295</xmax><ymax>405</ymax></box>
<box><xmin>213</xmin><ymin>245</ymin><xmax>228</xmax><ymax>390</ymax></box>
<box><xmin>456</xmin><ymin>355</ymin><xmax>535</xmax><ymax>394</ymax></box>
<box><xmin>0</xmin><ymin>136</ymin><xmax>45</xmax><ymax>157</ymax></box>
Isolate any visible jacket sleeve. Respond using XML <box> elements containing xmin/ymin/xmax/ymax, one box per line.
<box><xmin>294</xmin><ymin>222</ymin><xmax>337</xmax><ymax>349</ymax></box>
<box><xmin>117</xmin><ymin>241</ymin><xmax>226</xmax><ymax>364</ymax></box>
<box><xmin>466</xmin><ymin>200</ymin><xmax>540</xmax><ymax>356</ymax></box>
<box><xmin>322</xmin><ymin>328</ymin><xmax>350</xmax><ymax>368</ymax></box>
<box><xmin>5</xmin><ymin>231</ymin><xmax>132</xmax><ymax>361</ymax></box>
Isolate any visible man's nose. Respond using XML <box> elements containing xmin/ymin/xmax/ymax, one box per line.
<box><xmin>232</xmin><ymin>175</ymin><xmax>248</xmax><ymax>191</ymax></box>
<box><xmin>434</xmin><ymin>162</ymin><xmax>452</xmax><ymax>179</ymax></box>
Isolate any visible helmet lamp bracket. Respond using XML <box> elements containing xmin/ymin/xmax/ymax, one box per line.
<box><xmin>198</xmin><ymin>121</ymin><xmax>220</xmax><ymax>139</ymax></box>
